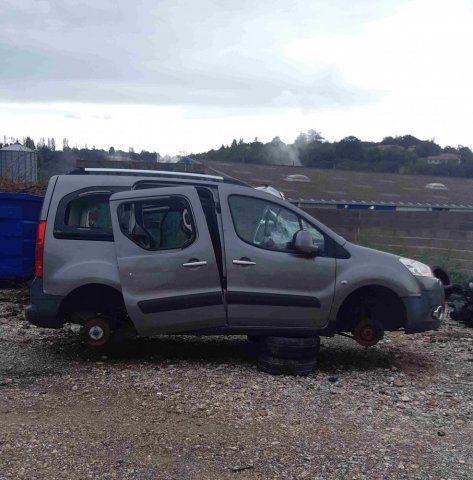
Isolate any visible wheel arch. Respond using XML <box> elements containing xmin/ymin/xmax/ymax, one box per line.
<box><xmin>59</xmin><ymin>283</ymin><xmax>125</xmax><ymax>317</ymax></box>
<box><xmin>335</xmin><ymin>284</ymin><xmax>407</xmax><ymax>332</ymax></box>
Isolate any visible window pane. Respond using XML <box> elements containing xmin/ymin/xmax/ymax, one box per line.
<box><xmin>229</xmin><ymin>196</ymin><xmax>301</xmax><ymax>251</ymax></box>
<box><xmin>118</xmin><ymin>197</ymin><xmax>195</xmax><ymax>251</ymax></box>
<box><xmin>65</xmin><ymin>194</ymin><xmax>111</xmax><ymax>228</ymax></box>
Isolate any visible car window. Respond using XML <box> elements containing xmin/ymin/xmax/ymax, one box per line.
<box><xmin>229</xmin><ymin>195</ymin><xmax>304</xmax><ymax>252</ymax></box>
<box><xmin>229</xmin><ymin>195</ymin><xmax>327</xmax><ymax>254</ymax></box>
<box><xmin>118</xmin><ymin>196</ymin><xmax>195</xmax><ymax>251</ymax></box>
<box><xmin>54</xmin><ymin>188</ymin><xmax>123</xmax><ymax>241</ymax></box>
<box><xmin>65</xmin><ymin>194</ymin><xmax>111</xmax><ymax>228</ymax></box>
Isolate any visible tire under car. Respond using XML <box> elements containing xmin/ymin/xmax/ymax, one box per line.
<box><xmin>257</xmin><ymin>336</ymin><xmax>320</xmax><ymax>376</ymax></box>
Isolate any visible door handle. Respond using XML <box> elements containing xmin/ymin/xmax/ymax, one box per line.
<box><xmin>182</xmin><ymin>260</ymin><xmax>207</xmax><ymax>267</ymax></box>
<box><xmin>233</xmin><ymin>259</ymin><xmax>256</xmax><ymax>266</ymax></box>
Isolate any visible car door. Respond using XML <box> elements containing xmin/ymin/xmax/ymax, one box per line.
<box><xmin>109</xmin><ymin>186</ymin><xmax>226</xmax><ymax>336</ymax></box>
<box><xmin>219</xmin><ymin>184</ymin><xmax>336</xmax><ymax>329</ymax></box>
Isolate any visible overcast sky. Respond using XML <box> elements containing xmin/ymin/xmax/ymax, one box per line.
<box><xmin>1</xmin><ymin>0</ymin><xmax>472</xmax><ymax>155</ymax></box>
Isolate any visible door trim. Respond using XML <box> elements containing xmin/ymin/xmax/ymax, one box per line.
<box><xmin>226</xmin><ymin>291</ymin><xmax>321</xmax><ymax>308</ymax></box>
<box><xmin>138</xmin><ymin>291</ymin><xmax>223</xmax><ymax>314</ymax></box>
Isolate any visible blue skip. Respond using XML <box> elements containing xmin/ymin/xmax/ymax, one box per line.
<box><xmin>0</xmin><ymin>193</ymin><xmax>43</xmax><ymax>279</ymax></box>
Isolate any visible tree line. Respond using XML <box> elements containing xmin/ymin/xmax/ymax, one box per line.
<box><xmin>191</xmin><ymin>131</ymin><xmax>473</xmax><ymax>178</ymax></box>
<box><xmin>2</xmin><ymin>132</ymin><xmax>473</xmax><ymax>179</ymax></box>
<box><xmin>0</xmin><ymin>136</ymin><xmax>165</xmax><ymax>178</ymax></box>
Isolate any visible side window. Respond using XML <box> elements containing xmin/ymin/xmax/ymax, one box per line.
<box><xmin>64</xmin><ymin>194</ymin><xmax>111</xmax><ymax>228</ymax></box>
<box><xmin>118</xmin><ymin>196</ymin><xmax>195</xmax><ymax>251</ymax></box>
<box><xmin>54</xmin><ymin>189</ymin><xmax>121</xmax><ymax>241</ymax></box>
<box><xmin>229</xmin><ymin>195</ymin><xmax>302</xmax><ymax>252</ymax></box>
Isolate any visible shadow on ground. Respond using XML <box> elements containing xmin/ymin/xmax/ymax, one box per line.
<box><xmin>29</xmin><ymin>331</ymin><xmax>406</xmax><ymax>374</ymax></box>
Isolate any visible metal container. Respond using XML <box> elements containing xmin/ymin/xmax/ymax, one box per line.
<box><xmin>0</xmin><ymin>193</ymin><xmax>43</xmax><ymax>278</ymax></box>
<box><xmin>0</xmin><ymin>143</ymin><xmax>38</xmax><ymax>183</ymax></box>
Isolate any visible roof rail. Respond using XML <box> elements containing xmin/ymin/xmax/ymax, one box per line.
<box><xmin>82</xmin><ymin>168</ymin><xmax>224</xmax><ymax>182</ymax></box>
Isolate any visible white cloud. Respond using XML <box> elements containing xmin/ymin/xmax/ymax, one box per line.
<box><xmin>0</xmin><ymin>0</ymin><xmax>472</xmax><ymax>153</ymax></box>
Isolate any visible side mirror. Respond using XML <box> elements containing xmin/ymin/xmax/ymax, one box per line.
<box><xmin>293</xmin><ymin>230</ymin><xmax>318</xmax><ymax>256</ymax></box>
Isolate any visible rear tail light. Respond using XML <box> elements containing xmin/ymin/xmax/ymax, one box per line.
<box><xmin>35</xmin><ymin>221</ymin><xmax>46</xmax><ymax>278</ymax></box>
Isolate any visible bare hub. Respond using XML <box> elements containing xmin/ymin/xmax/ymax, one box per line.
<box><xmin>83</xmin><ymin>318</ymin><xmax>111</xmax><ymax>348</ymax></box>
<box><xmin>353</xmin><ymin>318</ymin><xmax>384</xmax><ymax>347</ymax></box>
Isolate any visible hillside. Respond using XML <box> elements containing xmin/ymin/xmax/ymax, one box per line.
<box><xmin>204</xmin><ymin>160</ymin><xmax>473</xmax><ymax>207</ymax></box>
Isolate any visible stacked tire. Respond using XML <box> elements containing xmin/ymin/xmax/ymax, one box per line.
<box><xmin>257</xmin><ymin>336</ymin><xmax>320</xmax><ymax>376</ymax></box>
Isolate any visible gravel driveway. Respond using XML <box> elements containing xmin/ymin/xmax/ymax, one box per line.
<box><xmin>1</xmin><ymin>284</ymin><xmax>472</xmax><ymax>479</ymax></box>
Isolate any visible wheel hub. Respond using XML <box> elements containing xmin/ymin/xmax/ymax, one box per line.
<box><xmin>83</xmin><ymin>318</ymin><xmax>111</xmax><ymax>348</ymax></box>
<box><xmin>353</xmin><ymin>318</ymin><xmax>384</xmax><ymax>347</ymax></box>
<box><xmin>88</xmin><ymin>325</ymin><xmax>105</xmax><ymax>341</ymax></box>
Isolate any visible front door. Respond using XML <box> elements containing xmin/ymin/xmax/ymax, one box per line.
<box><xmin>110</xmin><ymin>186</ymin><xmax>226</xmax><ymax>336</ymax></box>
<box><xmin>219</xmin><ymin>184</ymin><xmax>337</xmax><ymax>330</ymax></box>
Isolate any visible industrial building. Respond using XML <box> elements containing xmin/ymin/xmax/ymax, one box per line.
<box><xmin>0</xmin><ymin>142</ymin><xmax>38</xmax><ymax>183</ymax></box>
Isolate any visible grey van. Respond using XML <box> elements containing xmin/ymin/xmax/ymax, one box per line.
<box><xmin>26</xmin><ymin>169</ymin><xmax>444</xmax><ymax>374</ymax></box>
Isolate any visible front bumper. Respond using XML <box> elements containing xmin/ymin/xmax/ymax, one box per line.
<box><xmin>403</xmin><ymin>277</ymin><xmax>445</xmax><ymax>334</ymax></box>
<box><xmin>25</xmin><ymin>278</ymin><xmax>65</xmax><ymax>329</ymax></box>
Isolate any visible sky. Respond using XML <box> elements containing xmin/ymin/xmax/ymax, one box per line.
<box><xmin>0</xmin><ymin>0</ymin><xmax>472</xmax><ymax>155</ymax></box>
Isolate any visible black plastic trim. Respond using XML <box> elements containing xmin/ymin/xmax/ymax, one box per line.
<box><xmin>25</xmin><ymin>278</ymin><xmax>65</xmax><ymax>329</ymax></box>
<box><xmin>53</xmin><ymin>230</ymin><xmax>114</xmax><ymax>241</ymax></box>
<box><xmin>138</xmin><ymin>292</ymin><xmax>223</xmax><ymax>314</ymax></box>
<box><xmin>227</xmin><ymin>291</ymin><xmax>321</xmax><ymax>308</ymax></box>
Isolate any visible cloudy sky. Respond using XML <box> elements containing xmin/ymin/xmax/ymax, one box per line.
<box><xmin>1</xmin><ymin>0</ymin><xmax>472</xmax><ymax>155</ymax></box>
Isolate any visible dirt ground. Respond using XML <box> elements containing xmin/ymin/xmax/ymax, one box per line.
<box><xmin>1</xmin><ymin>284</ymin><xmax>472</xmax><ymax>480</ymax></box>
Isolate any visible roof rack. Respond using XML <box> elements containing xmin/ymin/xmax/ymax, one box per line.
<box><xmin>81</xmin><ymin>168</ymin><xmax>224</xmax><ymax>182</ymax></box>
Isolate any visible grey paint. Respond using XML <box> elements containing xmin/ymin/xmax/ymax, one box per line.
<box><xmin>33</xmin><ymin>173</ymin><xmax>444</xmax><ymax>336</ymax></box>
<box><xmin>109</xmin><ymin>186</ymin><xmax>226</xmax><ymax>336</ymax></box>
<box><xmin>219</xmin><ymin>184</ymin><xmax>336</xmax><ymax>329</ymax></box>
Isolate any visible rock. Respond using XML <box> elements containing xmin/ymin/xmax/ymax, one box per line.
<box><xmin>393</xmin><ymin>378</ymin><xmax>405</xmax><ymax>387</ymax></box>
<box><xmin>327</xmin><ymin>376</ymin><xmax>338</xmax><ymax>383</ymax></box>
<box><xmin>437</xmin><ymin>431</ymin><xmax>446</xmax><ymax>437</ymax></box>
<box><xmin>400</xmin><ymin>396</ymin><xmax>410</xmax><ymax>402</ymax></box>
<box><xmin>232</xmin><ymin>464</ymin><xmax>254</xmax><ymax>472</ymax></box>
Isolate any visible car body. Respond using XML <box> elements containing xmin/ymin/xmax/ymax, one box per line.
<box><xmin>26</xmin><ymin>169</ymin><xmax>444</xmax><ymax>345</ymax></box>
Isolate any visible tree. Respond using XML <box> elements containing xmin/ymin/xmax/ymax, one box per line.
<box><xmin>47</xmin><ymin>137</ymin><xmax>56</xmax><ymax>151</ymax></box>
<box><xmin>306</xmin><ymin>129</ymin><xmax>324</xmax><ymax>143</ymax></box>
<box><xmin>414</xmin><ymin>141</ymin><xmax>441</xmax><ymax>158</ymax></box>
<box><xmin>294</xmin><ymin>132</ymin><xmax>307</xmax><ymax>149</ymax></box>
<box><xmin>457</xmin><ymin>146</ymin><xmax>473</xmax><ymax>163</ymax></box>
<box><xmin>271</xmin><ymin>136</ymin><xmax>284</xmax><ymax>145</ymax></box>
<box><xmin>335</xmin><ymin>136</ymin><xmax>364</xmax><ymax>162</ymax></box>
<box><xmin>24</xmin><ymin>136</ymin><xmax>35</xmax><ymax>150</ymax></box>
<box><xmin>62</xmin><ymin>138</ymin><xmax>70</xmax><ymax>150</ymax></box>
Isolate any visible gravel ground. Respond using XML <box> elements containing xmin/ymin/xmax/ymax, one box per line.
<box><xmin>1</xmin><ymin>284</ymin><xmax>473</xmax><ymax>480</ymax></box>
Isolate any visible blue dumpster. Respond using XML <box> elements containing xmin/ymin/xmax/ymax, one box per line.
<box><xmin>0</xmin><ymin>193</ymin><xmax>43</xmax><ymax>279</ymax></box>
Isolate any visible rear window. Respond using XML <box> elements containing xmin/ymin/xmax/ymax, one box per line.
<box><xmin>65</xmin><ymin>194</ymin><xmax>111</xmax><ymax>228</ymax></box>
<box><xmin>54</xmin><ymin>188</ymin><xmax>124</xmax><ymax>241</ymax></box>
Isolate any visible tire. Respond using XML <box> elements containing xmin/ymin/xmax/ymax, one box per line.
<box><xmin>262</xmin><ymin>336</ymin><xmax>320</xmax><ymax>359</ymax></box>
<box><xmin>257</xmin><ymin>353</ymin><xmax>317</xmax><ymax>376</ymax></box>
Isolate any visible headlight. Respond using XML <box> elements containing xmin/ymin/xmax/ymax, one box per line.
<box><xmin>399</xmin><ymin>257</ymin><xmax>433</xmax><ymax>277</ymax></box>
